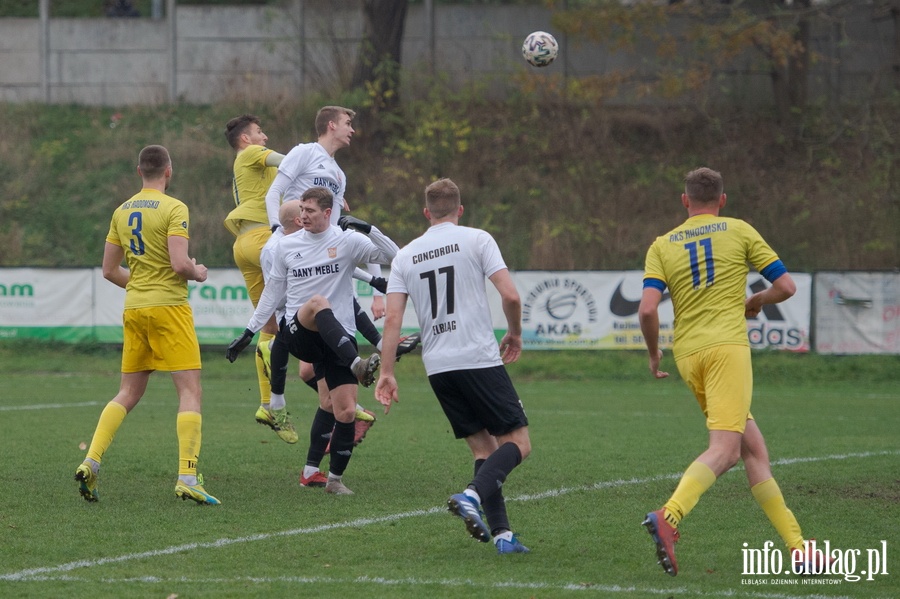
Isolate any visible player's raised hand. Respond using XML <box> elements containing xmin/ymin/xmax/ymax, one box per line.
<box><xmin>338</xmin><ymin>215</ymin><xmax>372</xmax><ymax>235</ymax></box>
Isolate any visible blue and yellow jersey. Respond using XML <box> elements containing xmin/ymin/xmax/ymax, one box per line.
<box><xmin>224</xmin><ymin>144</ymin><xmax>276</xmax><ymax>237</ymax></box>
<box><xmin>643</xmin><ymin>214</ymin><xmax>786</xmax><ymax>359</ymax></box>
<box><xmin>107</xmin><ymin>188</ymin><xmax>191</xmax><ymax>309</ymax></box>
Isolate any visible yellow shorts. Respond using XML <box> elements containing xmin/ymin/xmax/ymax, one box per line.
<box><xmin>232</xmin><ymin>226</ymin><xmax>271</xmax><ymax>306</ymax></box>
<box><xmin>675</xmin><ymin>344</ymin><xmax>753</xmax><ymax>433</ymax></box>
<box><xmin>121</xmin><ymin>305</ymin><xmax>201</xmax><ymax>373</ymax></box>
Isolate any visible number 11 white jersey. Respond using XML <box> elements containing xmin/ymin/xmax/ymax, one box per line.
<box><xmin>388</xmin><ymin>222</ymin><xmax>508</xmax><ymax>375</ymax></box>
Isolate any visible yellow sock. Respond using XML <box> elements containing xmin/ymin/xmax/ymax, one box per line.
<box><xmin>752</xmin><ymin>477</ymin><xmax>804</xmax><ymax>551</ymax></box>
<box><xmin>86</xmin><ymin>401</ymin><xmax>128</xmax><ymax>464</ymax></box>
<box><xmin>663</xmin><ymin>461</ymin><xmax>717</xmax><ymax>527</ymax></box>
<box><xmin>176</xmin><ymin>411</ymin><xmax>202</xmax><ymax>477</ymax></box>
<box><xmin>256</xmin><ymin>332</ymin><xmax>275</xmax><ymax>406</ymax></box>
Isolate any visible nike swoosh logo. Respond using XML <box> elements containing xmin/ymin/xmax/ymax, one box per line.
<box><xmin>609</xmin><ymin>280</ymin><xmax>670</xmax><ymax>317</ymax></box>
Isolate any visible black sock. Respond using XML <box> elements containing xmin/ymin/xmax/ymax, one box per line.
<box><xmin>314</xmin><ymin>308</ymin><xmax>358</xmax><ymax>368</ymax></box>
<box><xmin>328</xmin><ymin>420</ymin><xmax>355</xmax><ymax>476</ymax></box>
<box><xmin>475</xmin><ymin>458</ymin><xmax>510</xmax><ymax>536</ymax></box>
<box><xmin>304</xmin><ymin>376</ymin><xmax>318</xmax><ymax>392</ymax></box>
<box><xmin>354</xmin><ymin>297</ymin><xmax>382</xmax><ymax>347</ymax></box>
<box><xmin>269</xmin><ymin>334</ymin><xmax>290</xmax><ymax>395</ymax></box>
<box><xmin>470</xmin><ymin>442</ymin><xmax>522</xmax><ymax>504</ymax></box>
<box><xmin>306</xmin><ymin>408</ymin><xmax>335</xmax><ymax>467</ymax></box>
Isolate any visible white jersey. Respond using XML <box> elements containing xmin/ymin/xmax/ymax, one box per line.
<box><xmin>264</xmin><ymin>142</ymin><xmax>346</xmax><ymax>229</ymax></box>
<box><xmin>263</xmin><ymin>140</ymin><xmax>383</xmax><ymax>287</ymax></box>
<box><xmin>259</xmin><ymin>228</ymin><xmax>287</xmax><ymax>325</ymax></box>
<box><xmin>248</xmin><ymin>224</ymin><xmax>398</xmax><ymax>335</ymax></box>
<box><xmin>388</xmin><ymin>222</ymin><xmax>507</xmax><ymax>375</ymax></box>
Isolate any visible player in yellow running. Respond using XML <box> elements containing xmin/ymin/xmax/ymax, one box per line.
<box><xmin>224</xmin><ymin>114</ymin><xmax>297</xmax><ymax>444</ymax></box>
<box><xmin>638</xmin><ymin>167</ymin><xmax>820</xmax><ymax>576</ymax></box>
<box><xmin>74</xmin><ymin>145</ymin><xmax>219</xmax><ymax>505</ymax></box>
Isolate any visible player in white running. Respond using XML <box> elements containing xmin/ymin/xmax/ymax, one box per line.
<box><xmin>228</xmin><ymin>186</ymin><xmax>399</xmax><ymax>495</ymax></box>
<box><xmin>375</xmin><ymin>178</ymin><xmax>532</xmax><ymax>554</ymax></box>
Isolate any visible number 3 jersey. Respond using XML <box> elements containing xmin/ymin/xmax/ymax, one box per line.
<box><xmin>106</xmin><ymin>188</ymin><xmax>191</xmax><ymax>308</ymax></box>
<box><xmin>643</xmin><ymin>214</ymin><xmax>786</xmax><ymax>359</ymax></box>
<box><xmin>388</xmin><ymin>222</ymin><xmax>509</xmax><ymax>375</ymax></box>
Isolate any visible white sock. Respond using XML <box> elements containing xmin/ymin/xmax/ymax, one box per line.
<box><xmin>493</xmin><ymin>530</ymin><xmax>514</xmax><ymax>544</ymax></box>
<box><xmin>463</xmin><ymin>488</ymin><xmax>481</xmax><ymax>505</ymax></box>
<box><xmin>303</xmin><ymin>466</ymin><xmax>320</xmax><ymax>479</ymax></box>
<box><xmin>376</xmin><ymin>339</ymin><xmax>383</xmax><ymax>351</ymax></box>
<box><xmin>269</xmin><ymin>393</ymin><xmax>286</xmax><ymax>411</ymax></box>
<box><xmin>179</xmin><ymin>475</ymin><xmax>197</xmax><ymax>486</ymax></box>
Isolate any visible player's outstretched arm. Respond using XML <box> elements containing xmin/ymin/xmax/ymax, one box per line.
<box><xmin>226</xmin><ymin>328</ymin><xmax>254</xmax><ymax>362</ymax></box>
<box><xmin>338</xmin><ymin>215</ymin><xmax>371</xmax><ymax>234</ymax></box>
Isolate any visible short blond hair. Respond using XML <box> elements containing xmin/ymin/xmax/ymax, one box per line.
<box><xmin>315</xmin><ymin>106</ymin><xmax>356</xmax><ymax>137</ymax></box>
<box><xmin>424</xmin><ymin>178</ymin><xmax>460</xmax><ymax>219</ymax></box>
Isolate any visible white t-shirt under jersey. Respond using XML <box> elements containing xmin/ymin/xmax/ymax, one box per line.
<box><xmin>388</xmin><ymin>222</ymin><xmax>508</xmax><ymax>375</ymax></box>
<box><xmin>259</xmin><ymin>227</ymin><xmax>287</xmax><ymax>325</ymax></box>
<box><xmin>248</xmin><ymin>224</ymin><xmax>397</xmax><ymax>335</ymax></box>
<box><xmin>264</xmin><ymin>142</ymin><xmax>346</xmax><ymax>229</ymax></box>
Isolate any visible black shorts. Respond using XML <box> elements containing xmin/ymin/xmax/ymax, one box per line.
<box><xmin>281</xmin><ymin>314</ymin><xmax>358</xmax><ymax>390</ymax></box>
<box><xmin>428</xmin><ymin>366</ymin><xmax>528</xmax><ymax>439</ymax></box>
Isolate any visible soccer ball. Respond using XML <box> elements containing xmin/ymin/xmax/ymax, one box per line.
<box><xmin>522</xmin><ymin>31</ymin><xmax>559</xmax><ymax>67</ymax></box>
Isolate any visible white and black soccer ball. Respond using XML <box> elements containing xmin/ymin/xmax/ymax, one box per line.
<box><xmin>522</xmin><ymin>31</ymin><xmax>559</xmax><ymax>68</ymax></box>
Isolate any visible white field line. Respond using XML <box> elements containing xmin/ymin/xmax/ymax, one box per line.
<box><xmin>0</xmin><ymin>401</ymin><xmax>100</xmax><ymax>411</ymax></box>
<box><xmin>1</xmin><ymin>449</ymin><xmax>896</xmax><ymax>594</ymax></box>
<box><xmin>3</xmin><ymin>574</ymin><xmax>859</xmax><ymax>599</ymax></box>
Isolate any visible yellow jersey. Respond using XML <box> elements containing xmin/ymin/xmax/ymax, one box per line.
<box><xmin>106</xmin><ymin>188</ymin><xmax>191</xmax><ymax>309</ymax></box>
<box><xmin>643</xmin><ymin>214</ymin><xmax>785</xmax><ymax>359</ymax></box>
<box><xmin>224</xmin><ymin>144</ymin><xmax>276</xmax><ymax>237</ymax></box>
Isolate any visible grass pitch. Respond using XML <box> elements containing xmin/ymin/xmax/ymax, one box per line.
<box><xmin>0</xmin><ymin>344</ymin><xmax>897</xmax><ymax>598</ymax></box>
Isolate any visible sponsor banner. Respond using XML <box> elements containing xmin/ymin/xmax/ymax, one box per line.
<box><xmin>0</xmin><ymin>269</ymin><xmax>94</xmax><ymax>342</ymax></box>
<box><xmin>94</xmin><ymin>268</ymin><xmax>260</xmax><ymax>344</ymax></box>
<box><xmin>507</xmin><ymin>271</ymin><xmax>811</xmax><ymax>351</ymax></box>
<box><xmin>814</xmin><ymin>272</ymin><xmax>900</xmax><ymax>354</ymax></box>
<box><xmin>1</xmin><ymin>268</ymin><xmax>812</xmax><ymax>350</ymax></box>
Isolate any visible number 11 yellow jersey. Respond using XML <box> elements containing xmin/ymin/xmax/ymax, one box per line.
<box><xmin>643</xmin><ymin>214</ymin><xmax>785</xmax><ymax>359</ymax></box>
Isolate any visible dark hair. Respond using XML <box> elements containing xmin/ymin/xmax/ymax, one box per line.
<box><xmin>301</xmin><ymin>186</ymin><xmax>333</xmax><ymax>211</ymax></box>
<box><xmin>138</xmin><ymin>145</ymin><xmax>170</xmax><ymax>179</ymax></box>
<box><xmin>684</xmin><ymin>167</ymin><xmax>723</xmax><ymax>203</ymax></box>
<box><xmin>315</xmin><ymin>106</ymin><xmax>355</xmax><ymax>137</ymax></box>
<box><xmin>224</xmin><ymin>114</ymin><xmax>261</xmax><ymax>149</ymax></box>
<box><xmin>424</xmin><ymin>178</ymin><xmax>461</xmax><ymax>218</ymax></box>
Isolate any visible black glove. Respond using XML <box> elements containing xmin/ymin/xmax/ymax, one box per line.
<box><xmin>226</xmin><ymin>328</ymin><xmax>254</xmax><ymax>362</ymax></box>
<box><xmin>338</xmin><ymin>215</ymin><xmax>372</xmax><ymax>235</ymax></box>
<box><xmin>270</xmin><ymin>224</ymin><xmax>280</xmax><ymax>233</ymax></box>
<box><xmin>369</xmin><ymin>276</ymin><xmax>388</xmax><ymax>294</ymax></box>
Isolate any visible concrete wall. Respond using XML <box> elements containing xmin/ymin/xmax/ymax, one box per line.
<box><xmin>0</xmin><ymin>3</ymin><xmax>895</xmax><ymax>106</ymax></box>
